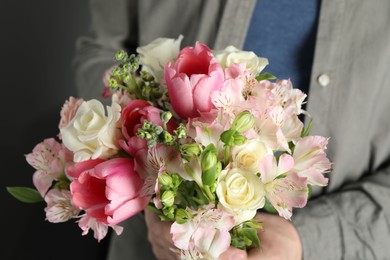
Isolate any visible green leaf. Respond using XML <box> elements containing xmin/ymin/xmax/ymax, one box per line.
<box><xmin>301</xmin><ymin>118</ymin><xmax>313</xmax><ymax>137</ymax></box>
<box><xmin>6</xmin><ymin>186</ymin><xmax>43</xmax><ymax>203</ymax></box>
<box><xmin>243</xmin><ymin>220</ymin><xmax>263</xmax><ymax>230</ymax></box>
<box><xmin>256</xmin><ymin>72</ymin><xmax>277</xmax><ymax>81</ymax></box>
<box><xmin>263</xmin><ymin>198</ymin><xmax>278</xmax><ymax>214</ymax></box>
<box><xmin>240</xmin><ymin>228</ymin><xmax>260</xmax><ymax>247</ymax></box>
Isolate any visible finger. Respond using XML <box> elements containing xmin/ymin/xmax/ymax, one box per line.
<box><xmin>218</xmin><ymin>246</ymin><xmax>247</xmax><ymax>260</ymax></box>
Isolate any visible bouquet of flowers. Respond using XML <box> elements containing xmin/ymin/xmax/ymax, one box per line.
<box><xmin>7</xmin><ymin>35</ymin><xmax>332</xmax><ymax>259</ymax></box>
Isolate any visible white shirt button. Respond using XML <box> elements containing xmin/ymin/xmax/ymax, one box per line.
<box><xmin>317</xmin><ymin>74</ymin><xmax>330</xmax><ymax>87</ymax></box>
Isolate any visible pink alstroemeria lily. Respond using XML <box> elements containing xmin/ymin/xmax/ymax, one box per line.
<box><xmin>171</xmin><ymin>208</ymin><xmax>235</xmax><ymax>259</ymax></box>
<box><xmin>292</xmin><ymin>136</ymin><xmax>332</xmax><ymax>186</ymax></box>
<box><xmin>258</xmin><ymin>154</ymin><xmax>308</xmax><ymax>219</ymax></box>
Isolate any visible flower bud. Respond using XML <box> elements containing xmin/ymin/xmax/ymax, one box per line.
<box><xmin>163</xmin><ymin>206</ymin><xmax>175</xmax><ymax>220</ymax></box>
<box><xmin>160</xmin><ymin>111</ymin><xmax>172</xmax><ymax>125</ymax></box>
<box><xmin>174</xmin><ymin>124</ymin><xmax>187</xmax><ymax>139</ymax></box>
<box><xmin>180</xmin><ymin>143</ymin><xmax>201</xmax><ymax>161</ymax></box>
<box><xmin>161</xmin><ymin>190</ymin><xmax>175</xmax><ymax>207</ymax></box>
<box><xmin>115</xmin><ymin>50</ymin><xmax>128</xmax><ymax>62</ymax></box>
<box><xmin>109</xmin><ymin>78</ymin><xmax>118</xmax><ymax>88</ymax></box>
<box><xmin>201</xmin><ymin>144</ymin><xmax>218</xmax><ymax>186</ymax></box>
<box><xmin>158</xmin><ymin>173</ymin><xmax>173</xmax><ymax>186</ymax></box>
<box><xmin>231</xmin><ymin>110</ymin><xmax>255</xmax><ymax>132</ymax></box>
<box><xmin>233</xmin><ymin>133</ymin><xmax>247</xmax><ymax>146</ymax></box>
<box><xmin>160</xmin><ymin>131</ymin><xmax>174</xmax><ymax>144</ymax></box>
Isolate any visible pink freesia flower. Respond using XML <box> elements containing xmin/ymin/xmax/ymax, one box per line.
<box><xmin>44</xmin><ymin>189</ymin><xmax>80</xmax><ymax>223</ymax></box>
<box><xmin>293</xmin><ymin>136</ymin><xmax>332</xmax><ymax>186</ymax></box>
<box><xmin>68</xmin><ymin>157</ymin><xmax>151</xmax><ymax>226</ymax></box>
<box><xmin>164</xmin><ymin>42</ymin><xmax>224</xmax><ymax>119</ymax></box>
<box><xmin>119</xmin><ymin>100</ymin><xmax>176</xmax><ymax>156</ymax></box>
<box><xmin>171</xmin><ymin>207</ymin><xmax>235</xmax><ymax>259</ymax></box>
<box><xmin>26</xmin><ymin>138</ymin><xmax>73</xmax><ymax>197</ymax></box>
<box><xmin>259</xmin><ymin>154</ymin><xmax>308</xmax><ymax>219</ymax></box>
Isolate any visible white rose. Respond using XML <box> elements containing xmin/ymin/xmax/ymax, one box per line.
<box><xmin>60</xmin><ymin>99</ymin><xmax>122</xmax><ymax>162</ymax></box>
<box><xmin>136</xmin><ymin>35</ymin><xmax>184</xmax><ymax>82</ymax></box>
<box><xmin>213</xmin><ymin>45</ymin><xmax>269</xmax><ymax>75</ymax></box>
<box><xmin>231</xmin><ymin>139</ymin><xmax>272</xmax><ymax>172</ymax></box>
<box><xmin>216</xmin><ymin>168</ymin><xmax>265</xmax><ymax>224</ymax></box>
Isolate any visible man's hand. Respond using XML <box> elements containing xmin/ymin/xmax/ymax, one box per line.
<box><xmin>144</xmin><ymin>208</ymin><xmax>180</xmax><ymax>260</ymax></box>
<box><xmin>247</xmin><ymin>213</ymin><xmax>303</xmax><ymax>259</ymax></box>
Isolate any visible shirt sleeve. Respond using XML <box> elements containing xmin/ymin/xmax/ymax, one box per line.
<box><xmin>292</xmin><ymin>167</ymin><xmax>390</xmax><ymax>260</ymax></box>
<box><xmin>72</xmin><ymin>0</ymin><xmax>138</xmax><ymax>102</ymax></box>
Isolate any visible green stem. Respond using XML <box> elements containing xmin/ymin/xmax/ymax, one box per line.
<box><xmin>224</xmin><ymin>145</ymin><xmax>231</xmax><ymax>166</ymax></box>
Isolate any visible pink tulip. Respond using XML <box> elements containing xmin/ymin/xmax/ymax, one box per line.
<box><xmin>164</xmin><ymin>42</ymin><xmax>224</xmax><ymax>119</ymax></box>
<box><xmin>68</xmin><ymin>157</ymin><xmax>150</xmax><ymax>225</ymax></box>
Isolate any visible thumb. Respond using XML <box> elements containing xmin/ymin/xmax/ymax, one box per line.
<box><xmin>218</xmin><ymin>246</ymin><xmax>247</xmax><ymax>260</ymax></box>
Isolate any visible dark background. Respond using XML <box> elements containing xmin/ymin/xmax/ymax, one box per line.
<box><xmin>1</xmin><ymin>1</ymin><xmax>110</xmax><ymax>259</ymax></box>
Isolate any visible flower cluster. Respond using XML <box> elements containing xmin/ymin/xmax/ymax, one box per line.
<box><xmin>8</xmin><ymin>35</ymin><xmax>331</xmax><ymax>259</ymax></box>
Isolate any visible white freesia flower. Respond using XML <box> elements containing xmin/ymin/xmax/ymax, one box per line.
<box><xmin>231</xmin><ymin>139</ymin><xmax>272</xmax><ymax>172</ymax></box>
<box><xmin>216</xmin><ymin>167</ymin><xmax>265</xmax><ymax>224</ymax></box>
<box><xmin>136</xmin><ymin>35</ymin><xmax>184</xmax><ymax>82</ymax></box>
<box><xmin>213</xmin><ymin>45</ymin><xmax>269</xmax><ymax>75</ymax></box>
<box><xmin>60</xmin><ymin>99</ymin><xmax>122</xmax><ymax>162</ymax></box>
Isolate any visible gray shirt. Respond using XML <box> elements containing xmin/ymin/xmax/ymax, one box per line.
<box><xmin>73</xmin><ymin>0</ymin><xmax>390</xmax><ymax>259</ymax></box>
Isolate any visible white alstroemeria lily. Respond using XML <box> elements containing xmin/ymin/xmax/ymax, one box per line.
<box><xmin>292</xmin><ymin>136</ymin><xmax>332</xmax><ymax>186</ymax></box>
<box><xmin>258</xmin><ymin>154</ymin><xmax>308</xmax><ymax>219</ymax></box>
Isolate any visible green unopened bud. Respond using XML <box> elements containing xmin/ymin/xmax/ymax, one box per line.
<box><xmin>109</xmin><ymin>78</ymin><xmax>118</xmax><ymax>88</ymax></box>
<box><xmin>175</xmin><ymin>209</ymin><xmax>192</xmax><ymax>224</ymax></box>
<box><xmin>142</xmin><ymin>85</ymin><xmax>151</xmax><ymax>96</ymax></box>
<box><xmin>220</xmin><ymin>130</ymin><xmax>237</xmax><ymax>146</ymax></box>
<box><xmin>143</xmin><ymin>121</ymin><xmax>153</xmax><ymax>130</ymax></box>
<box><xmin>112</xmin><ymin>67</ymin><xmax>122</xmax><ymax>77</ymax></box>
<box><xmin>231</xmin><ymin>110</ymin><xmax>255</xmax><ymax>132</ymax></box>
<box><xmin>221</xmin><ymin>130</ymin><xmax>247</xmax><ymax>146</ymax></box>
<box><xmin>141</xmin><ymin>71</ymin><xmax>155</xmax><ymax>82</ymax></box>
<box><xmin>137</xmin><ymin>129</ymin><xmax>152</xmax><ymax>140</ymax></box>
<box><xmin>180</xmin><ymin>143</ymin><xmax>201</xmax><ymax>161</ymax></box>
<box><xmin>201</xmin><ymin>144</ymin><xmax>218</xmax><ymax>186</ymax></box>
<box><xmin>233</xmin><ymin>133</ymin><xmax>247</xmax><ymax>146</ymax></box>
<box><xmin>160</xmin><ymin>131</ymin><xmax>174</xmax><ymax>144</ymax></box>
<box><xmin>115</xmin><ymin>50</ymin><xmax>128</xmax><ymax>61</ymax></box>
<box><xmin>122</xmin><ymin>63</ymin><xmax>130</xmax><ymax>72</ymax></box>
<box><xmin>132</xmin><ymin>62</ymin><xmax>139</xmax><ymax>71</ymax></box>
<box><xmin>162</xmin><ymin>206</ymin><xmax>175</xmax><ymax>220</ymax></box>
<box><xmin>174</xmin><ymin>124</ymin><xmax>187</xmax><ymax>139</ymax></box>
<box><xmin>160</xmin><ymin>111</ymin><xmax>172</xmax><ymax>125</ymax></box>
<box><xmin>158</xmin><ymin>173</ymin><xmax>173</xmax><ymax>186</ymax></box>
<box><xmin>161</xmin><ymin>190</ymin><xmax>175</xmax><ymax>207</ymax></box>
